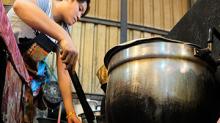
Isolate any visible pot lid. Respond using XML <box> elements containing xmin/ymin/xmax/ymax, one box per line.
<box><xmin>104</xmin><ymin>37</ymin><xmax>201</xmax><ymax>68</ymax></box>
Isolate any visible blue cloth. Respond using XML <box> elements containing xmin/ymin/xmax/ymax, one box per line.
<box><xmin>31</xmin><ymin>60</ymin><xmax>50</xmax><ymax>96</ymax></box>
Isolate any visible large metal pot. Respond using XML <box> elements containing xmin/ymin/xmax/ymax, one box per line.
<box><xmin>104</xmin><ymin>37</ymin><xmax>220</xmax><ymax>123</ymax></box>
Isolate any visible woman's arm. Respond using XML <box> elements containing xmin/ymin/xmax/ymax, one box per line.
<box><xmin>13</xmin><ymin>0</ymin><xmax>78</xmax><ymax>69</ymax></box>
<box><xmin>13</xmin><ymin>0</ymin><xmax>69</xmax><ymax>43</ymax></box>
<box><xmin>57</xmin><ymin>52</ymin><xmax>81</xmax><ymax>123</ymax></box>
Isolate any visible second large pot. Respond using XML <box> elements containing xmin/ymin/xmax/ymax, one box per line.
<box><xmin>104</xmin><ymin>37</ymin><xmax>220</xmax><ymax>123</ymax></box>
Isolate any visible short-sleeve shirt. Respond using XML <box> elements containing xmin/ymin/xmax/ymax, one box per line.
<box><xmin>7</xmin><ymin>0</ymin><xmax>53</xmax><ymax>43</ymax></box>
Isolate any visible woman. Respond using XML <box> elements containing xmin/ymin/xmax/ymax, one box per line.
<box><xmin>7</xmin><ymin>0</ymin><xmax>90</xmax><ymax>122</ymax></box>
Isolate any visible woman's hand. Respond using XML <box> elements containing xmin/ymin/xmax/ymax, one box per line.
<box><xmin>67</xmin><ymin>116</ymin><xmax>81</xmax><ymax>123</ymax></box>
<box><xmin>59</xmin><ymin>38</ymin><xmax>78</xmax><ymax>70</ymax></box>
<box><xmin>66</xmin><ymin>112</ymin><xmax>81</xmax><ymax>123</ymax></box>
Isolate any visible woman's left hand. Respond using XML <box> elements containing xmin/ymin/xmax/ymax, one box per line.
<box><xmin>67</xmin><ymin>115</ymin><xmax>81</xmax><ymax>123</ymax></box>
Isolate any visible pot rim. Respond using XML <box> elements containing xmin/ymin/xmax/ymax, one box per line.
<box><xmin>104</xmin><ymin>37</ymin><xmax>201</xmax><ymax>68</ymax></box>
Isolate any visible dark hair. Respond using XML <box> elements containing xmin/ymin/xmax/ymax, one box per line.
<box><xmin>78</xmin><ymin>0</ymin><xmax>90</xmax><ymax>17</ymax></box>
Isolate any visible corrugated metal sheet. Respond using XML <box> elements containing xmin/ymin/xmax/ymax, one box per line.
<box><xmin>71</xmin><ymin>22</ymin><xmax>120</xmax><ymax>94</ymax></box>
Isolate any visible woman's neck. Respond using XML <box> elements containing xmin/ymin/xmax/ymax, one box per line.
<box><xmin>52</xmin><ymin>0</ymin><xmax>63</xmax><ymax>23</ymax></box>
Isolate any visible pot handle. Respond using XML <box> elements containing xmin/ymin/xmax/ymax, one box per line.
<box><xmin>194</xmin><ymin>27</ymin><xmax>220</xmax><ymax>67</ymax></box>
<box><xmin>208</xmin><ymin>27</ymin><xmax>220</xmax><ymax>66</ymax></box>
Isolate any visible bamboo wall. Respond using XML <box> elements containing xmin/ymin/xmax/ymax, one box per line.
<box><xmin>3</xmin><ymin>0</ymin><xmax>192</xmax><ymax>94</ymax></box>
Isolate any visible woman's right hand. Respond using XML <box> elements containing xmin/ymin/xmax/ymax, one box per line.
<box><xmin>59</xmin><ymin>38</ymin><xmax>78</xmax><ymax>71</ymax></box>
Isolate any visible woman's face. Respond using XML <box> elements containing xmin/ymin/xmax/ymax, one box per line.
<box><xmin>62</xmin><ymin>0</ymin><xmax>87</xmax><ymax>25</ymax></box>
